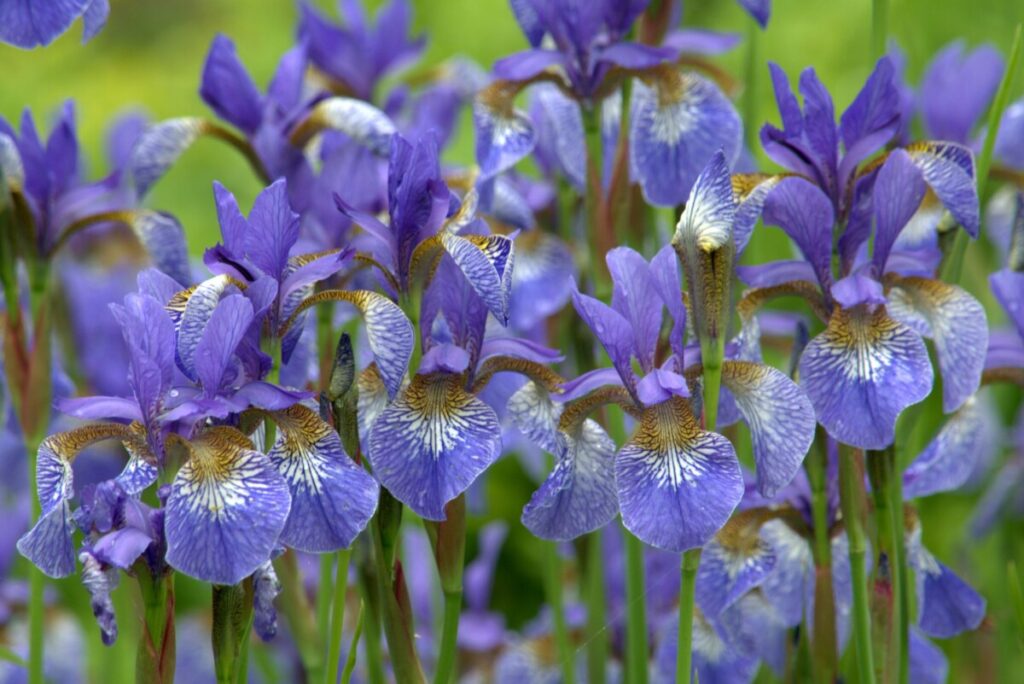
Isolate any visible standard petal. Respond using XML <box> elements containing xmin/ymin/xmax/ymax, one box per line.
<box><xmin>200</xmin><ymin>34</ymin><xmax>264</xmax><ymax>135</ymax></box>
<box><xmin>721</xmin><ymin>360</ymin><xmax>815</xmax><ymax>497</ymax></box>
<box><xmin>761</xmin><ymin>176</ymin><xmax>835</xmax><ymax>292</ymax></box>
<box><xmin>885</xmin><ymin>277</ymin><xmax>987</xmax><ymax>412</ymax></box>
<box><xmin>607</xmin><ymin>247</ymin><xmax>664</xmax><ymax>371</ymax></box>
<box><xmin>616</xmin><ymin>397</ymin><xmax>743</xmax><ymax>552</ymax></box>
<box><xmin>165</xmin><ymin>428</ymin><xmax>291</xmax><ymax>585</ymax></box>
<box><xmin>529</xmin><ymin>83</ymin><xmax>586</xmax><ymax>189</ymax></box>
<box><xmin>798</xmin><ymin>307</ymin><xmax>933</xmax><ymax>450</ymax></box>
<box><xmin>991</xmin><ymin>268</ymin><xmax>1024</xmax><ymax>341</ymax></box>
<box><xmin>571</xmin><ymin>290</ymin><xmax>637</xmax><ymax>394</ymax></box>
<box><xmin>0</xmin><ymin>0</ymin><xmax>90</xmax><ymax>48</ymax></box>
<box><xmin>366</xmin><ymin>374</ymin><xmax>502</xmax><ymax>520</ymax></box>
<box><xmin>194</xmin><ymin>294</ymin><xmax>254</xmax><ymax>394</ymax></box>
<box><xmin>522</xmin><ymin>419</ymin><xmax>618</xmax><ymax>541</ymax></box>
<box><xmin>245</xmin><ymin>179</ymin><xmax>300</xmax><ymax>282</ymax></box>
<box><xmin>170</xmin><ymin>274</ymin><xmax>243</xmax><ymax>382</ymax></box>
<box><xmin>872</xmin><ymin>149</ymin><xmax>928</xmax><ymax>273</ymax></box>
<box><xmin>493</xmin><ymin>48</ymin><xmax>565</xmax><ymax>81</ymax></box>
<box><xmin>837</xmin><ymin>56</ymin><xmax>900</xmax><ymax>182</ymax></box>
<box><xmin>630</xmin><ymin>73</ymin><xmax>741</xmax><ymax>207</ymax></box>
<box><xmin>268</xmin><ymin>405</ymin><xmax>379</xmax><ymax>552</ymax></box>
<box><xmin>920</xmin><ymin>42</ymin><xmax>1004</xmax><ymax>144</ymax></box>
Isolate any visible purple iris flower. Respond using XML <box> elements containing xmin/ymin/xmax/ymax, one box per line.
<box><xmin>299</xmin><ymin>0</ymin><xmax>426</xmax><ymax>102</ymax></box>
<box><xmin>735</xmin><ymin>60</ymin><xmax>986</xmax><ymax>450</ymax></box>
<box><xmin>362</xmin><ymin>253</ymin><xmax>558</xmax><ymax>521</ymax></box>
<box><xmin>477</xmin><ymin>0</ymin><xmax>741</xmax><ymax>206</ymax></box>
<box><xmin>0</xmin><ymin>104</ymin><xmax>189</xmax><ymax>283</ymax></box>
<box><xmin>511</xmin><ymin>238</ymin><xmax>815</xmax><ymax>551</ymax></box>
<box><xmin>498</xmin><ymin>0</ymin><xmax>674</xmax><ymax>101</ymax></box>
<box><xmin>0</xmin><ymin>0</ymin><xmax>108</xmax><ymax>48</ymax></box>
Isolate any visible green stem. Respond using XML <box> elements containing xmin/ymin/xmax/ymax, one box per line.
<box><xmin>212</xmin><ymin>581</ymin><xmax>254</xmax><ymax>684</ymax></box>
<box><xmin>676</xmin><ymin>549</ymin><xmax>701</xmax><ymax>684</ymax></box>
<box><xmin>805</xmin><ymin>435</ymin><xmax>838</xmax><ymax>682</ymax></box>
<box><xmin>741</xmin><ymin>17</ymin><xmax>761</xmax><ymax>153</ymax></box>
<box><xmin>341</xmin><ymin>604</ymin><xmax>365</xmax><ymax>684</ymax></box>
<box><xmin>136</xmin><ymin>567</ymin><xmax>176</xmax><ymax>684</ymax></box>
<box><xmin>941</xmin><ymin>23</ymin><xmax>1022</xmax><ymax>284</ymax></box>
<box><xmin>356</xmin><ymin>572</ymin><xmax>385</xmax><ymax>684</ymax></box>
<box><xmin>318</xmin><ymin>554</ymin><xmax>334</xmax><ymax>654</ymax></box>
<box><xmin>867</xmin><ymin>448</ymin><xmax>900</xmax><ymax>684</ymax></box>
<box><xmin>838</xmin><ymin>444</ymin><xmax>876</xmax><ymax>684</ymax></box>
<box><xmin>624</xmin><ymin>528</ymin><xmax>649</xmax><ymax>684</ymax></box>
<box><xmin>434</xmin><ymin>589</ymin><xmax>463</xmax><ymax>684</ymax></box>
<box><xmin>545</xmin><ymin>542</ymin><xmax>575</xmax><ymax>684</ymax></box>
<box><xmin>585</xmin><ymin>532</ymin><xmax>608</xmax><ymax>684</ymax></box>
<box><xmin>326</xmin><ymin>549</ymin><xmax>353</xmax><ymax>684</ymax></box>
<box><xmin>892</xmin><ymin>464</ymin><xmax>909</xmax><ymax>684</ymax></box>
<box><xmin>871</xmin><ymin>0</ymin><xmax>888</xmax><ymax>60</ymax></box>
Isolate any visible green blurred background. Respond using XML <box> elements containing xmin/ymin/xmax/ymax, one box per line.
<box><xmin>2</xmin><ymin>0</ymin><xmax>1023</xmax><ymax>681</ymax></box>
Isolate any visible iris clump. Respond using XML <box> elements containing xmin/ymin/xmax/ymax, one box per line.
<box><xmin>0</xmin><ymin>1</ymin><xmax>1021</xmax><ymax>683</ymax></box>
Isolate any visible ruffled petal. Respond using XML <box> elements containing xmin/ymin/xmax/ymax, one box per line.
<box><xmin>440</xmin><ymin>232</ymin><xmax>515</xmax><ymax>326</ymax></box>
<box><xmin>760</xmin><ymin>519</ymin><xmax>814</xmax><ymax>627</ymax></box>
<box><xmin>169</xmin><ymin>274</ymin><xmax>243</xmax><ymax>381</ymax></box>
<box><xmin>366</xmin><ymin>373</ymin><xmax>502</xmax><ymax>520</ymax></box>
<box><xmin>474</xmin><ymin>89</ymin><xmax>535</xmax><ymax>179</ymax></box>
<box><xmin>696</xmin><ymin>519</ymin><xmax>777</xmax><ymax>617</ymax></box>
<box><xmin>268</xmin><ymin>405</ymin><xmax>379</xmax><ymax>552</ymax></box>
<box><xmin>522</xmin><ymin>419</ymin><xmax>618</xmax><ymax>541</ymax></box>
<box><xmin>904</xmin><ymin>141</ymin><xmax>979</xmax><ymax>237</ymax></box>
<box><xmin>907</xmin><ymin>526</ymin><xmax>986</xmax><ymax>637</ymax></box>
<box><xmin>721</xmin><ymin>360</ymin><xmax>815</xmax><ymax>497</ymax></box>
<box><xmin>130</xmin><ymin>118</ymin><xmax>210</xmax><ymax>198</ymax></box>
<box><xmin>165</xmin><ymin>428</ymin><xmax>291</xmax><ymax>585</ymax></box>
<box><xmin>290</xmin><ymin>97</ymin><xmax>396</xmax><ymax>155</ymax></box>
<box><xmin>630</xmin><ymin>73</ymin><xmax>741</xmax><ymax>207</ymax></box>
<box><xmin>798</xmin><ymin>306</ymin><xmax>933</xmax><ymax>449</ymax></box>
<box><xmin>885</xmin><ymin>277</ymin><xmax>987</xmax><ymax>412</ymax></box>
<box><xmin>529</xmin><ymin>83</ymin><xmax>586</xmax><ymax>189</ymax></box>
<box><xmin>903</xmin><ymin>395</ymin><xmax>991</xmax><ymax>498</ymax></box>
<box><xmin>616</xmin><ymin>398</ymin><xmax>743</xmax><ymax>552</ymax></box>
<box><xmin>79</xmin><ymin>551</ymin><xmax>119</xmax><ymax>646</ymax></box>
<box><xmin>252</xmin><ymin>560</ymin><xmax>281</xmax><ymax>641</ymax></box>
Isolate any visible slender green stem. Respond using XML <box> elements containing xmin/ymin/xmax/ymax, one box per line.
<box><xmin>326</xmin><ymin>549</ymin><xmax>353</xmax><ymax>684</ymax></box>
<box><xmin>341</xmin><ymin>604</ymin><xmax>365</xmax><ymax>684</ymax></box>
<box><xmin>741</xmin><ymin>17</ymin><xmax>761</xmax><ymax>152</ymax></box>
<box><xmin>318</xmin><ymin>554</ymin><xmax>334</xmax><ymax>653</ymax></box>
<box><xmin>624</xmin><ymin>528</ymin><xmax>649</xmax><ymax>684</ymax></box>
<box><xmin>867</xmin><ymin>448</ymin><xmax>901</xmax><ymax>684</ymax></box>
<box><xmin>235</xmin><ymin>617</ymin><xmax>254</xmax><ymax>684</ymax></box>
<box><xmin>135</xmin><ymin>567</ymin><xmax>176</xmax><ymax>684</ymax></box>
<box><xmin>871</xmin><ymin>0</ymin><xmax>889</xmax><ymax>60</ymax></box>
<box><xmin>544</xmin><ymin>542</ymin><xmax>575</xmax><ymax>684</ymax></box>
<box><xmin>607</xmin><ymin>408</ymin><xmax>647</xmax><ymax>684</ymax></box>
<box><xmin>941</xmin><ymin>23</ymin><xmax>1022</xmax><ymax>284</ymax></box>
<box><xmin>585</xmin><ymin>532</ymin><xmax>608</xmax><ymax>684</ymax></box>
<box><xmin>356</xmin><ymin>573</ymin><xmax>385</xmax><ymax>684</ymax></box>
<box><xmin>805</xmin><ymin>435</ymin><xmax>837</xmax><ymax>682</ymax></box>
<box><xmin>434</xmin><ymin>589</ymin><xmax>464</xmax><ymax>684</ymax></box>
<box><xmin>838</xmin><ymin>444</ymin><xmax>876</xmax><ymax>684</ymax></box>
<box><xmin>212</xmin><ymin>582</ymin><xmax>254</xmax><ymax>684</ymax></box>
<box><xmin>892</xmin><ymin>462</ymin><xmax>910</xmax><ymax>684</ymax></box>
<box><xmin>676</xmin><ymin>549</ymin><xmax>701</xmax><ymax>684</ymax></box>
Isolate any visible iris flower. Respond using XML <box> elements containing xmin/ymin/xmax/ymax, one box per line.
<box><xmin>359</xmin><ymin>252</ymin><xmax>560</xmax><ymax>520</ymax></box>
<box><xmin>511</xmin><ymin>198</ymin><xmax>815</xmax><ymax>549</ymax></box>
<box><xmin>735</xmin><ymin>57</ymin><xmax>986</xmax><ymax>450</ymax></box>
<box><xmin>0</xmin><ymin>104</ymin><xmax>188</xmax><ymax>283</ymax></box>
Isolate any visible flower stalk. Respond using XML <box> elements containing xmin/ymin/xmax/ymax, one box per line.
<box><xmin>135</xmin><ymin>564</ymin><xmax>177</xmax><ymax>684</ymax></box>
<box><xmin>806</xmin><ymin>434</ymin><xmax>838</xmax><ymax>682</ymax></box>
<box><xmin>211</xmin><ymin>579</ymin><xmax>254</xmax><ymax>684</ymax></box>
<box><xmin>425</xmin><ymin>495</ymin><xmax>467</xmax><ymax>684</ymax></box>
<box><xmin>839</xmin><ymin>444</ymin><xmax>877</xmax><ymax>684</ymax></box>
<box><xmin>325</xmin><ymin>549</ymin><xmax>353</xmax><ymax>684</ymax></box>
<box><xmin>544</xmin><ymin>540</ymin><xmax>575</xmax><ymax>684</ymax></box>
<box><xmin>584</xmin><ymin>532</ymin><xmax>608</xmax><ymax>684</ymax></box>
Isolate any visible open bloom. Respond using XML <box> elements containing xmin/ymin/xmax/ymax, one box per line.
<box><xmin>361</xmin><ymin>253</ymin><xmax>559</xmax><ymax>520</ymax></box>
<box><xmin>511</xmin><ymin>230</ymin><xmax>815</xmax><ymax>550</ymax></box>
<box><xmin>735</xmin><ymin>58</ymin><xmax>986</xmax><ymax>449</ymax></box>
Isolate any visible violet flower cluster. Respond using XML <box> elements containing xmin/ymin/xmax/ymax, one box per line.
<box><xmin>1</xmin><ymin>1</ymin><xmax>1022</xmax><ymax>683</ymax></box>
